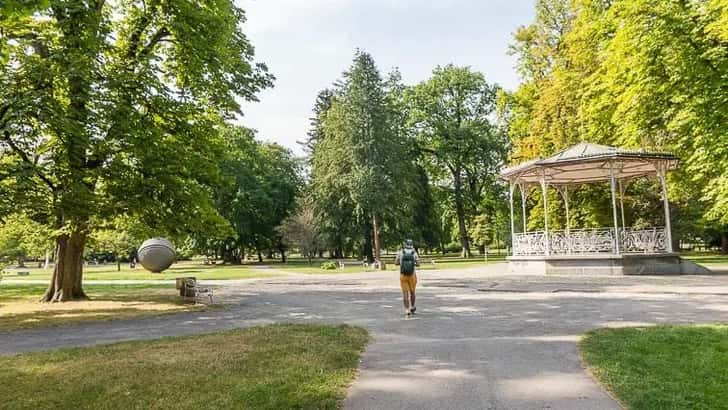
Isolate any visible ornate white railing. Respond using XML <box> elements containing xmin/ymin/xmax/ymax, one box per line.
<box><xmin>513</xmin><ymin>231</ymin><xmax>547</xmax><ymax>255</ymax></box>
<box><xmin>621</xmin><ymin>227</ymin><xmax>668</xmax><ymax>254</ymax></box>
<box><xmin>513</xmin><ymin>227</ymin><xmax>668</xmax><ymax>256</ymax></box>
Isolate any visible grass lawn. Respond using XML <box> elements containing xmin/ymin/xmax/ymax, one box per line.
<box><xmin>1</xmin><ymin>261</ymin><xmax>280</xmax><ymax>281</ymax></box>
<box><xmin>0</xmin><ymin>284</ymin><xmax>208</xmax><ymax>331</ymax></box>
<box><xmin>580</xmin><ymin>325</ymin><xmax>728</xmax><ymax>410</ymax></box>
<box><xmin>683</xmin><ymin>253</ymin><xmax>728</xmax><ymax>266</ymax></box>
<box><xmin>0</xmin><ymin>324</ymin><xmax>369</xmax><ymax>410</ymax></box>
<box><xmin>2</xmin><ymin>253</ymin><xmax>509</xmax><ymax>281</ymax></box>
<box><xmin>273</xmin><ymin>254</ymin><xmax>507</xmax><ymax>274</ymax></box>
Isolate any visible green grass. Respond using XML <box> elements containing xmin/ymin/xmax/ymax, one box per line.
<box><xmin>2</xmin><ymin>253</ymin><xmax>509</xmax><ymax>281</ymax></box>
<box><xmin>683</xmin><ymin>253</ymin><xmax>728</xmax><ymax>266</ymax></box>
<box><xmin>0</xmin><ymin>324</ymin><xmax>369</xmax><ymax>410</ymax></box>
<box><xmin>0</xmin><ymin>283</ymin><xmax>168</xmax><ymax>300</ymax></box>
<box><xmin>580</xmin><ymin>325</ymin><xmax>728</xmax><ymax>410</ymax></box>
<box><xmin>0</xmin><ymin>284</ymin><xmax>208</xmax><ymax>331</ymax></box>
<box><xmin>273</xmin><ymin>254</ymin><xmax>506</xmax><ymax>274</ymax></box>
<box><xmin>1</xmin><ymin>261</ymin><xmax>279</xmax><ymax>281</ymax></box>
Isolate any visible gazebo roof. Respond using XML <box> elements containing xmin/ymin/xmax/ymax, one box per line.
<box><xmin>500</xmin><ymin>143</ymin><xmax>678</xmax><ymax>185</ymax></box>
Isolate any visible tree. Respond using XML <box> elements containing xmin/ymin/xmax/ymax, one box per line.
<box><xmin>303</xmin><ymin>89</ymin><xmax>336</xmax><ymax>153</ymax></box>
<box><xmin>276</xmin><ymin>204</ymin><xmax>324</xmax><ymax>265</ymax></box>
<box><xmin>0</xmin><ymin>214</ymin><xmax>52</xmax><ymax>267</ymax></box>
<box><xmin>0</xmin><ymin>1</ymin><xmax>272</xmax><ymax>300</ymax></box>
<box><xmin>406</xmin><ymin>65</ymin><xmax>507</xmax><ymax>257</ymax></box>
<box><xmin>313</xmin><ymin>50</ymin><xmax>411</xmax><ymax>264</ymax></box>
<box><xmin>215</xmin><ymin>127</ymin><xmax>301</xmax><ymax>263</ymax></box>
<box><xmin>88</xmin><ymin>225</ymin><xmax>135</xmax><ymax>271</ymax></box>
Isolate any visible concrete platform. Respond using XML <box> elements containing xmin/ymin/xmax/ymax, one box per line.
<box><xmin>508</xmin><ymin>253</ymin><xmax>712</xmax><ymax>275</ymax></box>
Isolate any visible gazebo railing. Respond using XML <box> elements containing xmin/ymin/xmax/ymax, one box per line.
<box><xmin>621</xmin><ymin>227</ymin><xmax>668</xmax><ymax>254</ymax></box>
<box><xmin>513</xmin><ymin>227</ymin><xmax>668</xmax><ymax>256</ymax></box>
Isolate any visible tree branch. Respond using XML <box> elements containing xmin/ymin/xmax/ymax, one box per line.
<box><xmin>126</xmin><ymin>7</ymin><xmax>155</xmax><ymax>60</ymax></box>
<box><xmin>139</xmin><ymin>26</ymin><xmax>169</xmax><ymax>58</ymax></box>
<box><xmin>1</xmin><ymin>131</ymin><xmax>56</xmax><ymax>192</ymax></box>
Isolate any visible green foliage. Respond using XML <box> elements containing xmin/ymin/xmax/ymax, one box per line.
<box><xmin>0</xmin><ymin>214</ymin><xmax>52</xmax><ymax>266</ymax></box>
<box><xmin>310</xmin><ymin>50</ymin><xmax>414</xmax><ymax>260</ymax></box>
<box><xmin>213</xmin><ymin>126</ymin><xmax>301</xmax><ymax>261</ymax></box>
<box><xmin>405</xmin><ymin>65</ymin><xmax>507</xmax><ymax>256</ymax></box>
<box><xmin>504</xmin><ymin>0</ymin><xmax>728</xmax><ymax>244</ymax></box>
<box><xmin>320</xmin><ymin>261</ymin><xmax>337</xmax><ymax>270</ymax></box>
<box><xmin>307</xmin><ymin>55</ymin><xmax>509</xmax><ymax>258</ymax></box>
<box><xmin>325</xmin><ymin>51</ymin><xmax>410</xmax><ymax>219</ymax></box>
<box><xmin>0</xmin><ymin>0</ymin><xmax>272</xmax><ymax>294</ymax></box>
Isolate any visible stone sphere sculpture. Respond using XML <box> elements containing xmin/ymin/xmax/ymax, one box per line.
<box><xmin>138</xmin><ymin>238</ymin><xmax>176</xmax><ymax>273</ymax></box>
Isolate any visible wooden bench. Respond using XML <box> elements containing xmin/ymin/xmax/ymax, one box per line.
<box><xmin>176</xmin><ymin>277</ymin><xmax>214</xmax><ymax>305</ymax></box>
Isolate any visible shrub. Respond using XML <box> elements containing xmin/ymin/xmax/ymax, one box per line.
<box><xmin>320</xmin><ymin>261</ymin><xmax>337</xmax><ymax>270</ymax></box>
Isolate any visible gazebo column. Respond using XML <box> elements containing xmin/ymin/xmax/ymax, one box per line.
<box><xmin>556</xmin><ymin>186</ymin><xmax>570</xmax><ymax>254</ymax></box>
<box><xmin>508</xmin><ymin>182</ymin><xmax>515</xmax><ymax>251</ymax></box>
<box><xmin>618</xmin><ymin>180</ymin><xmax>627</xmax><ymax>230</ymax></box>
<box><xmin>657</xmin><ymin>163</ymin><xmax>674</xmax><ymax>253</ymax></box>
<box><xmin>518</xmin><ymin>183</ymin><xmax>527</xmax><ymax>233</ymax></box>
<box><xmin>540</xmin><ymin>170</ymin><xmax>550</xmax><ymax>256</ymax></box>
<box><xmin>609</xmin><ymin>162</ymin><xmax>621</xmax><ymax>254</ymax></box>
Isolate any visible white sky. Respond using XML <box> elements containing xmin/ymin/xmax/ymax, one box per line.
<box><xmin>237</xmin><ymin>0</ymin><xmax>535</xmax><ymax>155</ymax></box>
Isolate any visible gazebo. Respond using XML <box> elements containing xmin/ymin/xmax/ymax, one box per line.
<box><xmin>500</xmin><ymin>143</ymin><xmax>707</xmax><ymax>275</ymax></box>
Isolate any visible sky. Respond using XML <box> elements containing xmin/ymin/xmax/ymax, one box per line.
<box><xmin>237</xmin><ymin>0</ymin><xmax>535</xmax><ymax>155</ymax></box>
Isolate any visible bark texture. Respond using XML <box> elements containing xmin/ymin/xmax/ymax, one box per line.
<box><xmin>41</xmin><ymin>231</ymin><xmax>88</xmax><ymax>302</ymax></box>
<box><xmin>373</xmin><ymin>215</ymin><xmax>381</xmax><ymax>264</ymax></box>
<box><xmin>453</xmin><ymin>171</ymin><xmax>471</xmax><ymax>258</ymax></box>
<box><xmin>362</xmin><ymin>216</ymin><xmax>373</xmax><ymax>263</ymax></box>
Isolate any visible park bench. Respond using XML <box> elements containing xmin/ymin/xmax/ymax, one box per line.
<box><xmin>176</xmin><ymin>277</ymin><xmax>214</xmax><ymax>305</ymax></box>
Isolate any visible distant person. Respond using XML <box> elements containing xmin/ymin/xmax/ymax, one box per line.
<box><xmin>129</xmin><ymin>249</ymin><xmax>137</xmax><ymax>269</ymax></box>
<box><xmin>395</xmin><ymin>239</ymin><xmax>419</xmax><ymax>317</ymax></box>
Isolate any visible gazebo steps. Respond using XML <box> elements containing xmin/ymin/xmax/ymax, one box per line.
<box><xmin>507</xmin><ymin>254</ymin><xmax>712</xmax><ymax>275</ymax></box>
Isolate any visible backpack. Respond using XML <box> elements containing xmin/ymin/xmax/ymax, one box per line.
<box><xmin>400</xmin><ymin>248</ymin><xmax>416</xmax><ymax>275</ymax></box>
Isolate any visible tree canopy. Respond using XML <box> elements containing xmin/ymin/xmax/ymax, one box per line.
<box><xmin>0</xmin><ymin>0</ymin><xmax>272</xmax><ymax>300</ymax></box>
<box><xmin>502</xmin><ymin>0</ymin><xmax>728</xmax><ymax>250</ymax></box>
<box><xmin>405</xmin><ymin>65</ymin><xmax>507</xmax><ymax>257</ymax></box>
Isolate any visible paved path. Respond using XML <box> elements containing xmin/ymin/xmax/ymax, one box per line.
<box><xmin>3</xmin><ymin>264</ymin><xmax>728</xmax><ymax>409</ymax></box>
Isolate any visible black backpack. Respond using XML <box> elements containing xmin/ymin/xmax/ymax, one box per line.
<box><xmin>400</xmin><ymin>249</ymin><xmax>416</xmax><ymax>275</ymax></box>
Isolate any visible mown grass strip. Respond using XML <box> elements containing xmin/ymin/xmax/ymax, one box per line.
<box><xmin>1</xmin><ymin>324</ymin><xmax>369</xmax><ymax>410</ymax></box>
<box><xmin>580</xmin><ymin>325</ymin><xmax>728</xmax><ymax>410</ymax></box>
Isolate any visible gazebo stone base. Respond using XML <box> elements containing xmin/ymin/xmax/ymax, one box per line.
<box><xmin>507</xmin><ymin>253</ymin><xmax>711</xmax><ymax>275</ymax></box>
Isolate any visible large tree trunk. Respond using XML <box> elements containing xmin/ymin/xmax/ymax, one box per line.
<box><xmin>721</xmin><ymin>233</ymin><xmax>728</xmax><ymax>254</ymax></box>
<box><xmin>362</xmin><ymin>216</ymin><xmax>374</xmax><ymax>263</ymax></box>
<box><xmin>372</xmin><ymin>214</ymin><xmax>382</xmax><ymax>264</ymax></box>
<box><xmin>453</xmin><ymin>171</ymin><xmax>471</xmax><ymax>258</ymax></box>
<box><xmin>41</xmin><ymin>231</ymin><xmax>88</xmax><ymax>302</ymax></box>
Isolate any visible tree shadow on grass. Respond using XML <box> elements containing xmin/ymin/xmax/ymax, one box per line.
<box><xmin>0</xmin><ymin>305</ymin><xmax>204</xmax><ymax>331</ymax></box>
<box><xmin>0</xmin><ymin>286</ymin><xmax>209</xmax><ymax>331</ymax></box>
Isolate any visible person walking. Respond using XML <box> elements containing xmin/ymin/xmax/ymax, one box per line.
<box><xmin>395</xmin><ymin>239</ymin><xmax>419</xmax><ymax>317</ymax></box>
